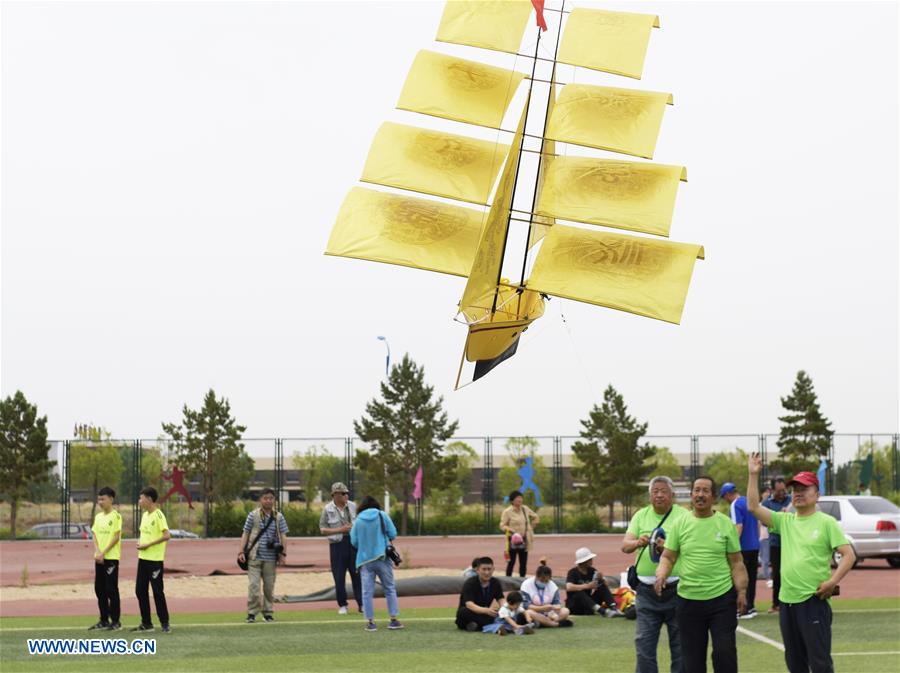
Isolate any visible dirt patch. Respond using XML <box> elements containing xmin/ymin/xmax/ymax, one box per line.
<box><xmin>1</xmin><ymin>567</ymin><xmax>462</xmax><ymax>602</ymax></box>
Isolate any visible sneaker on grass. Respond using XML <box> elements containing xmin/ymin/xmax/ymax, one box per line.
<box><xmin>129</xmin><ymin>624</ymin><xmax>154</xmax><ymax>632</ymax></box>
<box><xmin>388</xmin><ymin>619</ymin><xmax>404</xmax><ymax>630</ymax></box>
<box><xmin>338</xmin><ymin>606</ymin><xmax>348</xmax><ymax>615</ymax></box>
<box><xmin>106</xmin><ymin>622</ymin><xmax>122</xmax><ymax>631</ymax></box>
<box><xmin>263</xmin><ymin>615</ymin><xmax>274</xmax><ymax>622</ymax></box>
<box><xmin>365</xmin><ymin>621</ymin><xmax>377</xmax><ymax>632</ymax></box>
<box><xmin>88</xmin><ymin>622</ymin><xmax>109</xmax><ymax>631</ymax></box>
<box><xmin>246</xmin><ymin>614</ymin><xmax>256</xmax><ymax>623</ymax></box>
<box><xmin>161</xmin><ymin>625</ymin><xmax>171</xmax><ymax>633</ymax></box>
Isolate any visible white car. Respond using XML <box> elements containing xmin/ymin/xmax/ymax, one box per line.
<box><xmin>815</xmin><ymin>496</ymin><xmax>900</xmax><ymax>568</ymax></box>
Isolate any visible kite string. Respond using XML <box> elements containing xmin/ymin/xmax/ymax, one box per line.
<box><xmin>558</xmin><ymin>303</ymin><xmax>598</xmax><ymax>402</ymax></box>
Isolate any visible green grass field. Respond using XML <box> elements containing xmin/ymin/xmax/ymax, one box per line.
<box><xmin>1</xmin><ymin>598</ymin><xmax>897</xmax><ymax>673</ymax></box>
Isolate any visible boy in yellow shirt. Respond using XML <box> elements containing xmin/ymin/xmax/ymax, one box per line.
<box><xmin>89</xmin><ymin>486</ymin><xmax>122</xmax><ymax>631</ymax></box>
<box><xmin>132</xmin><ymin>486</ymin><xmax>171</xmax><ymax>633</ymax></box>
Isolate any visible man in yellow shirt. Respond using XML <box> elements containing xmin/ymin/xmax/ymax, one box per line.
<box><xmin>89</xmin><ymin>486</ymin><xmax>122</xmax><ymax>631</ymax></box>
<box><xmin>132</xmin><ymin>486</ymin><xmax>171</xmax><ymax>633</ymax></box>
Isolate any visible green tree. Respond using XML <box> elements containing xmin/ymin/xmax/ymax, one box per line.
<box><xmin>836</xmin><ymin>440</ymin><xmax>893</xmax><ymax>495</ymax></box>
<box><xmin>645</xmin><ymin>445</ymin><xmax>684</xmax><ymax>480</ymax></box>
<box><xmin>118</xmin><ymin>444</ymin><xmax>165</xmax><ymax>505</ymax></box>
<box><xmin>703</xmin><ymin>449</ymin><xmax>749</xmax><ymax>503</ymax></box>
<box><xmin>292</xmin><ymin>445</ymin><xmax>345</xmax><ymax>510</ymax></box>
<box><xmin>0</xmin><ymin>392</ymin><xmax>54</xmax><ymax>538</ymax></box>
<box><xmin>775</xmin><ymin>371</ymin><xmax>834</xmax><ymax>475</ymax></box>
<box><xmin>429</xmin><ymin>441</ymin><xmax>478</xmax><ymax>515</ymax></box>
<box><xmin>69</xmin><ymin>428</ymin><xmax>126</xmax><ymax>522</ymax></box>
<box><xmin>353</xmin><ymin>354</ymin><xmax>459</xmax><ymax>535</ymax></box>
<box><xmin>497</xmin><ymin>437</ymin><xmax>553</xmax><ymax>508</ymax></box>
<box><xmin>571</xmin><ymin>385</ymin><xmax>654</xmax><ymax>524</ymax></box>
<box><xmin>161</xmin><ymin>389</ymin><xmax>253</xmax><ymax>537</ymax></box>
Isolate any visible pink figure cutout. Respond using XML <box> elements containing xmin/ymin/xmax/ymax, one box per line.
<box><xmin>159</xmin><ymin>466</ymin><xmax>194</xmax><ymax>509</ymax></box>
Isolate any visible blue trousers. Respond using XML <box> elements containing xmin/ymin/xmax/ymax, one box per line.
<box><xmin>360</xmin><ymin>558</ymin><xmax>399</xmax><ymax>621</ymax></box>
<box><xmin>329</xmin><ymin>537</ymin><xmax>361</xmax><ymax>608</ymax></box>
<box><xmin>634</xmin><ymin>583</ymin><xmax>681</xmax><ymax>673</ymax></box>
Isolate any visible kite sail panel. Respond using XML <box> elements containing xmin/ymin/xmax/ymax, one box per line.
<box><xmin>326</xmin><ymin>187</ymin><xmax>484</xmax><ymax>277</ymax></box>
<box><xmin>397</xmin><ymin>50</ymin><xmax>527</xmax><ymax>130</ymax></box>
<box><xmin>361</xmin><ymin>122</ymin><xmax>509</xmax><ymax>206</ymax></box>
<box><xmin>527</xmin><ymin>224</ymin><xmax>704</xmax><ymax>325</ymax></box>
<box><xmin>457</xmin><ymin>100</ymin><xmax>528</xmax><ymax>324</ymax></box>
<box><xmin>436</xmin><ymin>0</ymin><xmax>533</xmax><ymax>54</ymax></box>
<box><xmin>545</xmin><ymin>84</ymin><xmax>673</xmax><ymax>159</ymax></box>
<box><xmin>536</xmin><ymin>157</ymin><xmax>686</xmax><ymax>237</ymax></box>
<box><xmin>557</xmin><ymin>8</ymin><xmax>659</xmax><ymax>79</ymax></box>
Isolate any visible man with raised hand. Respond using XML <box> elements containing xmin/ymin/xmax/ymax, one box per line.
<box><xmin>89</xmin><ymin>486</ymin><xmax>122</xmax><ymax>631</ymax></box>
<box><xmin>762</xmin><ymin>476</ymin><xmax>790</xmax><ymax>613</ymax></box>
<box><xmin>622</xmin><ymin>475</ymin><xmax>689</xmax><ymax>673</ymax></box>
<box><xmin>746</xmin><ymin>453</ymin><xmax>855</xmax><ymax>673</ymax></box>
<box><xmin>655</xmin><ymin>476</ymin><xmax>747</xmax><ymax>673</ymax></box>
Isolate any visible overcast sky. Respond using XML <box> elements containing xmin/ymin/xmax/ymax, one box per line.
<box><xmin>2</xmin><ymin>1</ymin><xmax>897</xmax><ymax>454</ymax></box>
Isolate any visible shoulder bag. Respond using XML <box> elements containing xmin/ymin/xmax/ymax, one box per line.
<box><xmin>237</xmin><ymin>511</ymin><xmax>275</xmax><ymax>571</ymax></box>
<box><xmin>626</xmin><ymin>507</ymin><xmax>673</xmax><ymax>590</ymax></box>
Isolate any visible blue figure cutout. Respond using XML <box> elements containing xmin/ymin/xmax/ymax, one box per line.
<box><xmin>517</xmin><ymin>456</ymin><xmax>543</xmax><ymax>507</ymax></box>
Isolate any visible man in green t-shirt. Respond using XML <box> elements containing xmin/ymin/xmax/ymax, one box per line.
<box><xmin>621</xmin><ymin>475</ymin><xmax>689</xmax><ymax>673</ymax></box>
<box><xmin>747</xmin><ymin>453</ymin><xmax>854</xmax><ymax>673</ymax></box>
<box><xmin>655</xmin><ymin>476</ymin><xmax>748</xmax><ymax>673</ymax></box>
<box><xmin>132</xmin><ymin>486</ymin><xmax>172</xmax><ymax>633</ymax></box>
<box><xmin>89</xmin><ymin>486</ymin><xmax>122</xmax><ymax>631</ymax></box>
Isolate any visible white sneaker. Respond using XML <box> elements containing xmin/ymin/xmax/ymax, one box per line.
<box><xmin>338</xmin><ymin>606</ymin><xmax>348</xmax><ymax>615</ymax></box>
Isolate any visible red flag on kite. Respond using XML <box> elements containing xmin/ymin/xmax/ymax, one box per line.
<box><xmin>532</xmin><ymin>0</ymin><xmax>548</xmax><ymax>31</ymax></box>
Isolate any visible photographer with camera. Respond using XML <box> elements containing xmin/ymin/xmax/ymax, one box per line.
<box><xmin>238</xmin><ymin>488</ymin><xmax>288</xmax><ymax>623</ymax></box>
<box><xmin>350</xmin><ymin>496</ymin><xmax>404</xmax><ymax>632</ymax></box>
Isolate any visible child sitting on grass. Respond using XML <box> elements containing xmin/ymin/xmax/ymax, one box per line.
<box><xmin>482</xmin><ymin>591</ymin><xmax>535</xmax><ymax>636</ymax></box>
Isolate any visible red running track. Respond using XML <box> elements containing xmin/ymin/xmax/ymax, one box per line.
<box><xmin>1</xmin><ymin>535</ymin><xmax>897</xmax><ymax>617</ymax></box>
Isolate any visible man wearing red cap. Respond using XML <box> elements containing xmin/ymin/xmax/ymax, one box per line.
<box><xmin>747</xmin><ymin>453</ymin><xmax>855</xmax><ymax>673</ymax></box>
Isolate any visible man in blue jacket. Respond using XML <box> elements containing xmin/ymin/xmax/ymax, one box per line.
<box><xmin>349</xmin><ymin>496</ymin><xmax>404</xmax><ymax>632</ymax></box>
<box><xmin>721</xmin><ymin>482</ymin><xmax>760</xmax><ymax>618</ymax></box>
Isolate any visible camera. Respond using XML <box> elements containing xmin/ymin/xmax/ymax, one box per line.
<box><xmin>267</xmin><ymin>541</ymin><xmax>285</xmax><ymax>556</ymax></box>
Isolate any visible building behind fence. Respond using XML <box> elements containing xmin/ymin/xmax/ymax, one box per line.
<box><xmin>3</xmin><ymin>432</ymin><xmax>897</xmax><ymax>538</ymax></box>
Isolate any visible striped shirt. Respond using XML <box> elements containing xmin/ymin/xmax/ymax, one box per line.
<box><xmin>243</xmin><ymin>510</ymin><xmax>288</xmax><ymax>561</ymax></box>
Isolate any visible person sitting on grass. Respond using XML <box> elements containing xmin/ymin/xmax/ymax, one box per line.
<box><xmin>455</xmin><ymin>556</ymin><xmax>504</xmax><ymax>631</ymax></box>
<box><xmin>565</xmin><ymin>547</ymin><xmax>624</xmax><ymax>617</ymax></box>
<box><xmin>520</xmin><ymin>565</ymin><xmax>573</xmax><ymax>628</ymax></box>
<box><xmin>482</xmin><ymin>591</ymin><xmax>535</xmax><ymax>636</ymax></box>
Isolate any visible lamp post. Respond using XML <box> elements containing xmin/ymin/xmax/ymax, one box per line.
<box><xmin>376</xmin><ymin>336</ymin><xmax>391</xmax><ymax>511</ymax></box>
<box><xmin>376</xmin><ymin>336</ymin><xmax>390</xmax><ymax>376</ymax></box>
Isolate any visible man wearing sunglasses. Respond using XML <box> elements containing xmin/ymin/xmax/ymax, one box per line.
<box><xmin>320</xmin><ymin>482</ymin><xmax>362</xmax><ymax>614</ymax></box>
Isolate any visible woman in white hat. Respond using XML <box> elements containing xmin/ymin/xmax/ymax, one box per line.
<box><xmin>564</xmin><ymin>547</ymin><xmax>623</xmax><ymax>617</ymax></box>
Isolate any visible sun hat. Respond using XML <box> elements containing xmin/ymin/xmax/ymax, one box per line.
<box><xmin>574</xmin><ymin>547</ymin><xmax>596</xmax><ymax>564</ymax></box>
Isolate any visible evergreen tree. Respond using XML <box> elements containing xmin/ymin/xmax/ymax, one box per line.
<box><xmin>353</xmin><ymin>354</ymin><xmax>459</xmax><ymax>535</ymax></box>
<box><xmin>161</xmin><ymin>389</ymin><xmax>253</xmax><ymax>537</ymax></box>
<box><xmin>0</xmin><ymin>391</ymin><xmax>54</xmax><ymax>538</ymax></box>
<box><xmin>775</xmin><ymin>371</ymin><xmax>834</xmax><ymax>476</ymax></box>
<box><xmin>571</xmin><ymin>385</ymin><xmax>653</xmax><ymax>524</ymax></box>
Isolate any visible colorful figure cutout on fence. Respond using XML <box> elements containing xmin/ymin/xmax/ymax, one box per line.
<box><xmin>159</xmin><ymin>466</ymin><xmax>194</xmax><ymax>509</ymax></box>
<box><xmin>517</xmin><ymin>456</ymin><xmax>542</xmax><ymax>508</ymax></box>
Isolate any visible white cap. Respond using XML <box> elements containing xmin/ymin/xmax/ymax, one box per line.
<box><xmin>574</xmin><ymin>547</ymin><xmax>596</xmax><ymax>564</ymax></box>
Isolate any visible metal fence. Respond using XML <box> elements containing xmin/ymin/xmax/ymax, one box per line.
<box><xmin>4</xmin><ymin>432</ymin><xmax>897</xmax><ymax>538</ymax></box>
